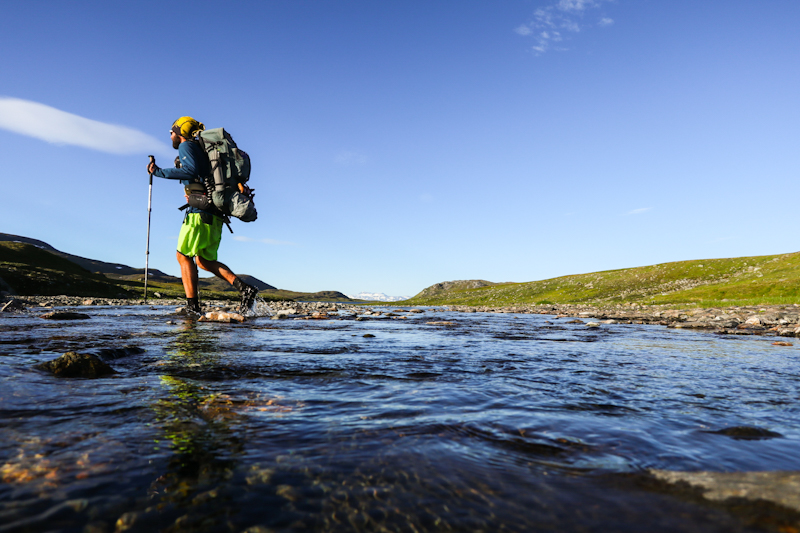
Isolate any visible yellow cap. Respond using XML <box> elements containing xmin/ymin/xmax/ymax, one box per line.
<box><xmin>170</xmin><ymin>116</ymin><xmax>205</xmax><ymax>139</ymax></box>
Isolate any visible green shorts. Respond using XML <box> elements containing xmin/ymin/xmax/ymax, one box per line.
<box><xmin>177</xmin><ymin>213</ymin><xmax>222</xmax><ymax>261</ymax></box>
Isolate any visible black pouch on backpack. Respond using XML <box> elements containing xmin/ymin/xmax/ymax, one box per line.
<box><xmin>187</xmin><ymin>193</ymin><xmax>212</xmax><ymax>211</ymax></box>
<box><xmin>185</xmin><ymin>182</ymin><xmax>212</xmax><ymax>211</ymax></box>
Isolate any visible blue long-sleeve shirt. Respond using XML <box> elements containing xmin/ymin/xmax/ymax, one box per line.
<box><xmin>154</xmin><ymin>141</ymin><xmax>212</xmax><ymax>214</ymax></box>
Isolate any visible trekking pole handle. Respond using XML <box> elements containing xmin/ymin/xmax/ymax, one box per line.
<box><xmin>148</xmin><ymin>155</ymin><xmax>155</xmax><ymax>167</ymax></box>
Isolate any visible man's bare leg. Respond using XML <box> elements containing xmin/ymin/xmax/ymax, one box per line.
<box><xmin>195</xmin><ymin>256</ymin><xmax>237</xmax><ymax>285</ymax></box>
<box><xmin>196</xmin><ymin>256</ymin><xmax>259</xmax><ymax>313</ymax></box>
<box><xmin>176</xmin><ymin>251</ymin><xmax>199</xmax><ymax>298</ymax></box>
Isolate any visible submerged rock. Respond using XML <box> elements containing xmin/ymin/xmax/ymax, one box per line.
<box><xmin>96</xmin><ymin>345</ymin><xmax>145</xmax><ymax>360</ymax></box>
<box><xmin>708</xmin><ymin>426</ymin><xmax>783</xmax><ymax>440</ymax></box>
<box><xmin>39</xmin><ymin>311</ymin><xmax>91</xmax><ymax>320</ymax></box>
<box><xmin>650</xmin><ymin>470</ymin><xmax>800</xmax><ymax>513</ymax></box>
<box><xmin>34</xmin><ymin>351</ymin><xmax>116</xmax><ymax>378</ymax></box>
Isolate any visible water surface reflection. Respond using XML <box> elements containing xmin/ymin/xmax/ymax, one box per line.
<box><xmin>0</xmin><ymin>307</ymin><xmax>798</xmax><ymax>531</ymax></box>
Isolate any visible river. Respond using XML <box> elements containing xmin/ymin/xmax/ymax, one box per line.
<box><xmin>1</xmin><ymin>305</ymin><xmax>799</xmax><ymax>532</ymax></box>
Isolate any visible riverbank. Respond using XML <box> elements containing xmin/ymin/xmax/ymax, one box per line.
<box><xmin>4</xmin><ymin>295</ymin><xmax>800</xmax><ymax>338</ymax></box>
<box><xmin>406</xmin><ymin>302</ymin><xmax>800</xmax><ymax>339</ymax></box>
<box><xmin>0</xmin><ymin>295</ymin><xmax>363</xmax><ymax>316</ymax></box>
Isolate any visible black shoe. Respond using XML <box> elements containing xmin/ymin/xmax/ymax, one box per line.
<box><xmin>176</xmin><ymin>299</ymin><xmax>203</xmax><ymax>318</ymax></box>
<box><xmin>176</xmin><ymin>306</ymin><xmax>203</xmax><ymax>318</ymax></box>
<box><xmin>239</xmin><ymin>284</ymin><xmax>259</xmax><ymax>314</ymax></box>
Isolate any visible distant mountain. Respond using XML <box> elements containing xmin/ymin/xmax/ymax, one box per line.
<box><xmin>0</xmin><ymin>233</ymin><xmax>274</xmax><ymax>292</ymax></box>
<box><xmin>0</xmin><ymin>233</ymin><xmax>169</xmax><ymax>277</ymax></box>
<box><xmin>0</xmin><ymin>233</ymin><xmax>351</xmax><ymax>301</ymax></box>
<box><xmin>347</xmin><ymin>292</ymin><xmax>411</xmax><ymax>302</ymax></box>
<box><xmin>0</xmin><ymin>241</ymin><xmax>132</xmax><ymax>298</ymax></box>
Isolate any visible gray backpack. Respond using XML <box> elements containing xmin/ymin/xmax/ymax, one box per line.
<box><xmin>197</xmin><ymin>128</ymin><xmax>257</xmax><ymax>222</ymax></box>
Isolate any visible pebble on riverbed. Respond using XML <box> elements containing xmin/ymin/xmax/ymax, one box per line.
<box><xmin>34</xmin><ymin>352</ymin><xmax>117</xmax><ymax>378</ymax></box>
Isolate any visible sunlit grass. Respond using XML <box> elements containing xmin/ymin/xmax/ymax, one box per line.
<box><xmin>400</xmin><ymin>252</ymin><xmax>800</xmax><ymax>307</ymax></box>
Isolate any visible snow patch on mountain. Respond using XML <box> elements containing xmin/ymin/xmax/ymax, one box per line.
<box><xmin>347</xmin><ymin>292</ymin><xmax>410</xmax><ymax>302</ymax></box>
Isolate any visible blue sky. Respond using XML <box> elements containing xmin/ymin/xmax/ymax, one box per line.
<box><xmin>2</xmin><ymin>1</ymin><xmax>799</xmax><ymax>297</ymax></box>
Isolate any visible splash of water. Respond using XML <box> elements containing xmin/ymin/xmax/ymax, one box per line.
<box><xmin>249</xmin><ymin>296</ymin><xmax>274</xmax><ymax>317</ymax></box>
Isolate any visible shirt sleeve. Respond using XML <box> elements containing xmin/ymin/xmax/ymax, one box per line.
<box><xmin>153</xmin><ymin>143</ymin><xmax>204</xmax><ymax>181</ymax></box>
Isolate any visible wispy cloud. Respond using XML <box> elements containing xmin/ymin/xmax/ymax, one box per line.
<box><xmin>514</xmin><ymin>25</ymin><xmax>533</xmax><ymax>36</ymax></box>
<box><xmin>233</xmin><ymin>236</ymin><xmax>297</xmax><ymax>246</ymax></box>
<box><xmin>514</xmin><ymin>0</ymin><xmax>613</xmax><ymax>55</ymax></box>
<box><xmin>334</xmin><ymin>151</ymin><xmax>368</xmax><ymax>166</ymax></box>
<box><xmin>0</xmin><ymin>97</ymin><xmax>170</xmax><ymax>156</ymax></box>
<box><xmin>626</xmin><ymin>207</ymin><xmax>652</xmax><ymax>215</ymax></box>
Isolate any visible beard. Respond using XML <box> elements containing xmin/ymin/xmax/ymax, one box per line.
<box><xmin>172</xmin><ymin>137</ymin><xmax>181</xmax><ymax>149</ymax></box>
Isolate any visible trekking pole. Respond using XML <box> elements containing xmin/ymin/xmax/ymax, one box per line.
<box><xmin>144</xmin><ymin>155</ymin><xmax>155</xmax><ymax>303</ymax></box>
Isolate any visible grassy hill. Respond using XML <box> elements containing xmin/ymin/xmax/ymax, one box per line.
<box><xmin>0</xmin><ymin>233</ymin><xmax>172</xmax><ymax>278</ymax></box>
<box><xmin>105</xmin><ymin>272</ymin><xmax>276</xmax><ymax>292</ymax></box>
<box><xmin>0</xmin><ymin>241</ymin><xmax>133</xmax><ymax>298</ymax></box>
<box><xmin>0</xmin><ymin>239</ymin><xmax>351</xmax><ymax>302</ymax></box>
<box><xmin>400</xmin><ymin>252</ymin><xmax>800</xmax><ymax>308</ymax></box>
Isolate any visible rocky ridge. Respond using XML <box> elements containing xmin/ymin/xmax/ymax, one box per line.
<box><xmin>416</xmin><ymin>279</ymin><xmax>497</xmax><ymax>298</ymax></box>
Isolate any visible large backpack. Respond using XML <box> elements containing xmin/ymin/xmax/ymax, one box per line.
<box><xmin>196</xmin><ymin>128</ymin><xmax>257</xmax><ymax>222</ymax></box>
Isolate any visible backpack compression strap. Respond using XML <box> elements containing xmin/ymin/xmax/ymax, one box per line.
<box><xmin>197</xmin><ymin>136</ymin><xmax>227</xmax><ymax>193</ymax></box>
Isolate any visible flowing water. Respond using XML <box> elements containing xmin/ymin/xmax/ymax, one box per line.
<box><xmin>1</xmin><ymin>306</ymin><xmax>799</xmax><ymax>532</ymax></box>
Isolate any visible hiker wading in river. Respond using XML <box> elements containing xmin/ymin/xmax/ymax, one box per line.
<box><xmin>146</xmin><ymin>116</ymin><xmax>258</xmax><ymax>316</ymax></box>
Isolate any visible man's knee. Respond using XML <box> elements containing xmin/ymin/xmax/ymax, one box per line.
<box><xmin>196</xmin><ymin>255</ymin><xmax>215</xmax><ymax>271</ymax></box>
<box><xmin>176</xmin><ymin>251</ymin><xmax>194</xmax><ymax>264</ymax></box>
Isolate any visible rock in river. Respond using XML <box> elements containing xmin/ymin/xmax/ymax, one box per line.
<box><xmin>40</xmin><ymin>311</ymin><xmax>91</xmax><ymax>320</ymax></box>
<box><xmin>198</xmin><ymin>311</ymin><xmax>246</xmax><ymax>323</ymax></box>
<box><xmin>1</xmin><ymin>299</ymin><xmax>25</xmax><ymax>312</ymax></box>
<box><xmin>707</xmin><ymin>426</ymin><xmax>783</xmax><ymax>440</ymax></box>
<box><xmin>34</xmin><ymin>352</ymin><xmax>117</xmax><ymax>378</ymax></box>
<box><xmin>650</xmin><ymin>470</ymin><xmax>800</xmax><ymax>513</ymax></box>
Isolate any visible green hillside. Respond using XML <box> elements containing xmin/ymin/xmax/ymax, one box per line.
<box><xmin>0</xmin><ymin>240</ymin><xmax>351</xmax><ymax>302</ymax></box>
<box><xmin>401</xmin><ymin>252</ymin><xmax>800</xmax><ymax>307</ymax></box>
<box><xmin>0</xmin><ymin>242</ymin><xmax>132</xmax><ymax>298</ymax></box>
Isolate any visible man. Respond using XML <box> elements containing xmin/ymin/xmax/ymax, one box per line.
<box><xmin>146</xmin><ymin>116</ymin><xmax>258</xmax><ymax>316</ymax></box>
